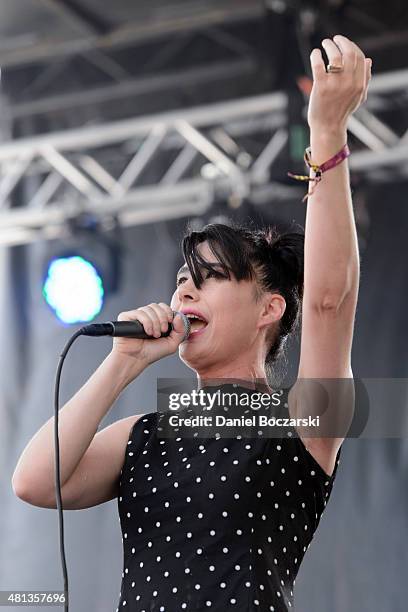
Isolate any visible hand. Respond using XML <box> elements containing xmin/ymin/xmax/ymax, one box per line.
<box><xmin>307</xmin><ymin>35</ymin><xmax>372</xmax><ymax>133</ymax></box>
<box><xmin>111</xmin><ymin>303</ymin><xmax>188</xmax><ymax>366</ymax></box>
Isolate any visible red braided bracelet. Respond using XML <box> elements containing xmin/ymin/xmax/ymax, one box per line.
<box><xmin>288</xmin><ymin>143</ymin><xmax>350</xmax><ymax>202</ymax></box>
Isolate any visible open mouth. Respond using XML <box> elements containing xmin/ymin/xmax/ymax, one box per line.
<box><xmin>184</xmin><ymin>313</ymin><xmax>208</xmax><ymax>338</ymax></box>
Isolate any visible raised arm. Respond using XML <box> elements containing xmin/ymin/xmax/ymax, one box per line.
<box><xmin>290</xmin><ymin>36</ymin><xmax>372</xmax><ymax>476</ymax></box>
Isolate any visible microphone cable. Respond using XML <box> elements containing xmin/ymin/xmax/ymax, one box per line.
<box><xmin>52</xmin><ymin>312</ymin><xmax>190</xmax><ymax>611</ymax></box>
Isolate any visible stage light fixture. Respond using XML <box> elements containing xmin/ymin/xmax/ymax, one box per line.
<box><xmin>42</xmin><ymin>213</ymin><xmax>125</xmax><ymax>326</ymax></box>
<box><xmin>43</xmin><ymin>255</ymin><xmax>104</xmax><ymax>324</ymax></box>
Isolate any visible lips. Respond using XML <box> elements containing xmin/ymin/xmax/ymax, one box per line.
<box><xmin>180</xmin><ymin>309</ymin><xmax>208</xmax><ymax>339</ymax></box>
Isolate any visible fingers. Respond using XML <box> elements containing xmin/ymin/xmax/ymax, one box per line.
<box><xmin>172</xmin><ymin>312</ymin><xmax>190</xmax><ymax>339</ymax></box>
<box><xmin>321</xmin><ymin>38</ymin><xmax>345</xmax><ymax>70</ymax></box>
<box><xmin>147</xmin><ymin>303</ymin><xmax>174</xmax><ymax>336</ymax></box>
<box><xmin>314</xmin><ymin>35</ymin><xmax>371</xmax><ymax>101</ymax></box>
<box><xmin>332</xmin><ymin>35</ymin><xmax>366</xmax><ymax>84</ymax></box>
<box><xmin>309</xmin><ymin>48</ymin><xmax>326</xmax><ymax>82</ymax></box>
<box><xmin>118</xmin><ymin>303</ymin><xmax>174</xmax><ymax>338</ymax></box>
<box><xmin>331</xmin><ymin>35</ymin><xmax>359</xmax><ymax>72</ymax></box>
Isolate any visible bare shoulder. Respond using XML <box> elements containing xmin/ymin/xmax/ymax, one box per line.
<box><xmin>21</xmin><ymin>414</ymin><xmax>145</xmax><ymax>510</ymax></box>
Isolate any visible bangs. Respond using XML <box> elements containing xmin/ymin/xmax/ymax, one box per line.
<box><xmin>181</xmin><ymin>223</ymin><xmax>256</xmax><ymax>289</ymax></box>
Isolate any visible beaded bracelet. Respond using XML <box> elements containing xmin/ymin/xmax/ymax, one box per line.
<box><xmin>288</xmin><ymin>143</ymin><xmax>350</xmax><ymax>202</ymax></box>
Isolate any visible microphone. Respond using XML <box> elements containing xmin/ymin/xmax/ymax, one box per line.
<box><xmin>79</xmin><ymin>311</ymin><xmax>191</xmax><ymax>342</ymax></box>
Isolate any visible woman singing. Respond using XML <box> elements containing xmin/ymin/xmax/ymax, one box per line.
<box><xmin>12</xmin><ymin>35</ymin><xmax>371</xmax><ymax>611</ymax></box>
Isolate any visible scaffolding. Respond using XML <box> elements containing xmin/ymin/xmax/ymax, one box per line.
<box><xmin>0</xmin><ymin>67</ymin><xmax>407</xmax><ymax>247</ymax></box>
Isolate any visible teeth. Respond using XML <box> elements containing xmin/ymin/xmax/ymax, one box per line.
<box><xmin>185</xmin><ymin>313</ymin><xmax>206</xmax><ymax>323</ymax></box>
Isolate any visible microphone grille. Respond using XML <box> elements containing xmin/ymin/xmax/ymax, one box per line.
<box><xmin>172</xmin><ymin>311</ymin><xmax>191</xmax><ymax>342</ymax></box>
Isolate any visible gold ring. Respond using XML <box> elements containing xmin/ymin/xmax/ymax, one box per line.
<box><xmin>327</xmin><ymin>63</ymin><xmax>344</xmax><ymax>73</ymax></box>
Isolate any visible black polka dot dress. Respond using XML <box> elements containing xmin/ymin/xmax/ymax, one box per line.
<box><xmin>116</xmin><ymin>385</ymin><xmax>342</xmax><ymax>611</ymax></box>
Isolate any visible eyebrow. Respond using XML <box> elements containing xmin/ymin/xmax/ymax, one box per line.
<box><xmin>176</xmin><ymin>262</ymin><xmax>225</xmax><ymax>277</ymax></box>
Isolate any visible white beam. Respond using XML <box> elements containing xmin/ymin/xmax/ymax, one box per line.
<box><xmin>0</xmin><ymin>92</ymin><xmax>286</xmax><ymax>160</ymax></box>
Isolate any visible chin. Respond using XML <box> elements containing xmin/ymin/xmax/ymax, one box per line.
<box><xmin>178</xmin><ymin>344</ymin><xmax>211</xmax><ymax>372</ymax></box>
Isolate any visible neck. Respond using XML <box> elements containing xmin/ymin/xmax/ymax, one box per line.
<box><xmin>195</xmin><ymin>357</ymin><xmax>272</xmax><ymax>394</ymax></box>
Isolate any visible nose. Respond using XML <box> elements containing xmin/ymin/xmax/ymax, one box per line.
<box><xmin>176</xmin><ymin>276</ymin><xmax>199</xmax><ymax>303</ymax></box>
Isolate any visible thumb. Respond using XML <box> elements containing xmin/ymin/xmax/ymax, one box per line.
<box><xmin>170</xmin><ymin>312</ymin><xmax>190</xmax><ymax>343</ymax></box>
<box><xmin>310</xmin><ymin>48</ymin><xmax>326</xmax><ymax>82</ymax></box>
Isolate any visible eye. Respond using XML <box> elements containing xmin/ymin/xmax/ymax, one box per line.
<box><xmin>205</xmin><ymin>270</ymin><xmax>219</xmax><ymax>279</ymax></box>
<box><xmin>176</xmin><ymin>268</ymin><xmax>228</xmax><ymax>287</ymax></box>
<box><xmin>205</xmin><ymin>269</ymin><xmax>227</xmax><ymax>280</ymax></box>
<box><xmin>176</xmin><ymin>275</ymin><xmax>187</xmax><ymax>286</ymax></box>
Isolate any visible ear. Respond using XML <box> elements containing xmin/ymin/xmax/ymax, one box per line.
<box><xmin>257</xmin><ymin>292</ymin><xmax>286</xmax><ymax>330</ymax></box>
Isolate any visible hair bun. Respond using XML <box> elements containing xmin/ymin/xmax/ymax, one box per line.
<box><xmin>270</xmin><ymin>232</ymin><xmax>304</xmax><ymax>295</ymax></box>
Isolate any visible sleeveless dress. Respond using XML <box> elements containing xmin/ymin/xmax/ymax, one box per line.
<box><xmin>116</xmin><ymin>384</ymin><xmax>342</xmax><ymax>611</ymax></box>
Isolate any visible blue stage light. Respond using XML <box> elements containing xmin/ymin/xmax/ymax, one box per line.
<box><xmin>42</xmin><ymin>255</ymin><xmax>104</xmax><ymax>324</ymax></box>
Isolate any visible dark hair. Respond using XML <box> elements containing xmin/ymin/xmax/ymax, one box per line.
<box><xmin>181</xmin><ymin>220</ymin><xmax>304</xmax><ymax>376</ymax></box>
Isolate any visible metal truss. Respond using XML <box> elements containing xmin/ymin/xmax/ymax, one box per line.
<box><xmin>0</xmin><ymin>67</ymin><xmax>408</xmax><ymax>247</ymax></box>
<box><xmin>0</xmin><ymin>1</ymin><xmax>263</xmax><ymax>70</ymax></box>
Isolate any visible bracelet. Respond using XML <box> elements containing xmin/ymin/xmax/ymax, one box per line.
<box><xmin>288</xmin><ymin>143</ymin><xmax>350</xmax><ymax>202</ymax></box>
